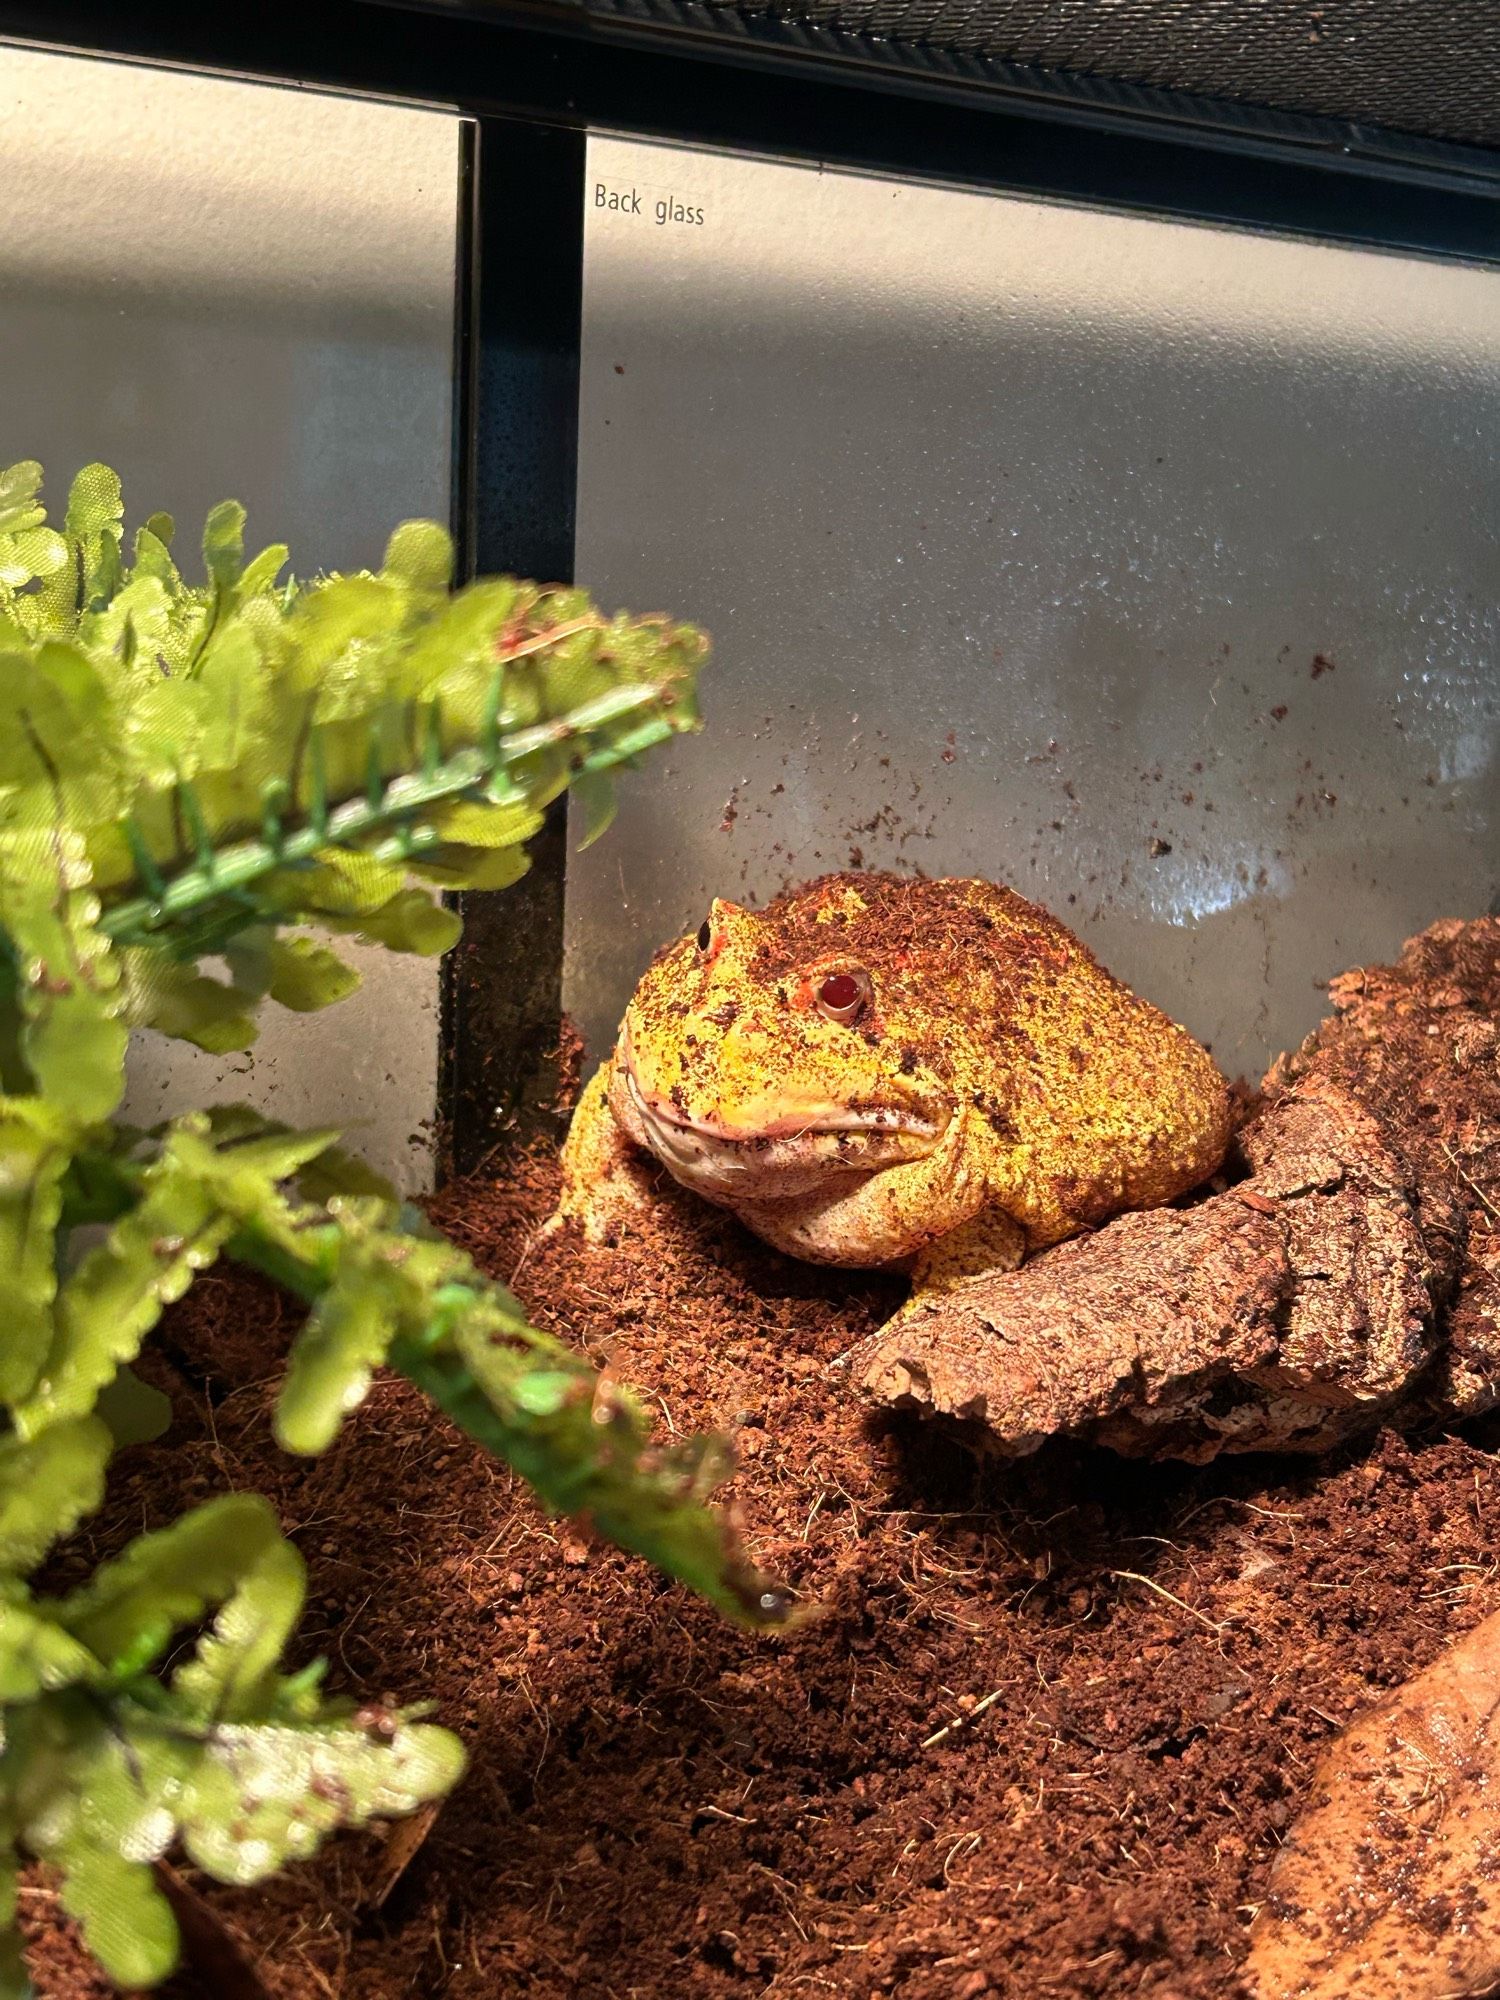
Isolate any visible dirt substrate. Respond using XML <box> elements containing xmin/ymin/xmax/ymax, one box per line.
<box><xmin>24</xmin><ymin>1133</ymin><xmax>1500</xmax><ymax>2000</ymax></box>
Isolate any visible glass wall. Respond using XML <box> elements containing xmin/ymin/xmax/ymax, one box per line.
<box><xmin>568</xmin><ymin>134</ymin><xmax>1500</xmax><ymax>1080</ymax></box>
<box><xmin>0</xmin><ymin>46</ymin><xmax>462</xmax><ymax>1188</ymax></box>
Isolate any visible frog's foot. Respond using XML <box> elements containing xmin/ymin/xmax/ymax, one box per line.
<box><xmin>548</xmin><ymin>1062</ymin><xmax>659</xmax><ymax>1248</ymax></box>
<box><xmin>903</xmin><ymin>1206</ymin><xmax>1027</xmax><ymax>1315</ymax></box>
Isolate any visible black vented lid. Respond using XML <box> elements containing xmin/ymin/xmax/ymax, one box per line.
<box><xmin>617</xmin><ymin>0</ymin><xmax>1499</xmax><ymax>150</ymax></box>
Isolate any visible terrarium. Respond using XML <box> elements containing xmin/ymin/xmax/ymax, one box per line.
<box><xmin>0</xmin><ymin>9</ymin><xmax>1497</xmax><ymax>1999</ymax></box>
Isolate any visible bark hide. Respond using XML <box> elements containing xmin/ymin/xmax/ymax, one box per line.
<box><xmin>855</xmin><ymin>917</ymin><xmax>1500</xmax><ymax>1462</ymax></box>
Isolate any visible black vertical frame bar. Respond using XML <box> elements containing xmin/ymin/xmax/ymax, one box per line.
<box><xmin>439</xmin><ymin>115</ymin><xmax>587</xmax><ymax>1179</ymax></box>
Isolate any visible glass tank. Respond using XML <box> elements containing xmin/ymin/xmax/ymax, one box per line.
<box><xmin>567</xmin><ymin>132</ymin><xmax>1500</xmax><ymax>1082</ymax></box>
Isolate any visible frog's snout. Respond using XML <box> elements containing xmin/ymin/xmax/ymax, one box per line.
<box><xmin>616</xmin><ymin>1060</ymin><xmax>946</xmax><ymax>1207</ymax></box>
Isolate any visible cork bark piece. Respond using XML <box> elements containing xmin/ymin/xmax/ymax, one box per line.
<box><xmin>855</xmin><ymin>917</ymin><xmax>1500</xmax><ymax>1462</ymax></box>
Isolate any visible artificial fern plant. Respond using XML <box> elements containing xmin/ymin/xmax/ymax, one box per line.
<box><xmin>0</xmin><ymin>461</ymin><xmax>789</xmax><ymax>1995</ymax></box>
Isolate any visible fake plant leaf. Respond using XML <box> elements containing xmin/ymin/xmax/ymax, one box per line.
<box><xmin>60</xmin><ymin>1493</ymin><xmax>297</xmax><ymax>1703</ymax></box>
<box><xmin>292</xmin><ymin>1140</ymin><xmax>400</xmax><ymax>1205</ymax></box>
<box><xmin>13</xmin><ymin>1134</ymin><xmax>242</xmax><ymax>1437</ymax></box>
<box><xmin>276</xmin><ymin>1271</ymin><xmax>392</xmax><ymax>1453</ymax></box>
<box><xmin>2</xmin><ymin>849</ymin><xmax>127</xmax><ymax>1124</ymax></box>
<box><xmin>332</xmin><ymin>885</ymin><xmax>461</xmax><ymax>957</ymax></box>
<box><xmin>431</xmin><ymin>1305</ymin><xmax>789</xmax><ymax>1629</ymax></box>
<box><xmin>95</xmin><ymin>1365</ymin><xmax>173</xmax><ymax>1447</ymax></box>
<box><xmin>407</xmin><ymin>842</ymin><xmax>531</xmax><ymax>892</ymax></box>
<box><xmin>86</xmin><ymin>1874</ymin><xmax>182</xmax><ymax>1990</ymax></box>
<box><xmin>0</xmin><ymin>460</ymin><xmax>44</xmax><ymax>538</ymax></box>
<box><xmin>14</xmin><ymin>1116</ymin><xmax>334</xmax><ymax>1438</ymax></box>
<box><xmin>118</xmin><ymin>950</ymin><xmax>260</xmax><ymax>1054</ymax></box>
<box><xmin>571</xmin><ymin>768</ymin><xmax>618</xmax><ymax>850</ymax></box>
<box><xmin>201</xmin><ymin>498</ymin><xmax>245</xmax><ymax>599</ymax></box>
<box><xmin>0</xmin><ymin>1493</ymin><xmax>465</xmax><ymax>1988</ymax></box>
<box><xmin>238</xmin><ymin>540</ymin><xmax>289</xmax><ymax>600</ymax></box>
<box><xmin>0</xmin><ymin>1096</ymin><xmax>72</xmax><ymax>1404</ymax></box>
<box><xmin>181</xmin><ymin>1711</ymin><xmax>465</xmax><ymax>1885</ymax></box>
<box><xmin>427</xmin><ymin>798</ymin><xmax>546</xmax><ymax>850</ymax></box>
<box><xmin>0</xmin><ymin>1591</ymin><xmax>99</xmax><ymax>1703</ymax></box>
<box><xmin>0</xmin><ymin>640</ymin><xmax>121</xmax><ymax>832</ymax></box>
<box><xmin>65</xmin><ymin>463</ymin><xmax>124</xmax><ymax>546</ymax></box>
<box><xmin>58</xmin><ymin>1837</ymin><xmax>180</xmax><ymax>1990</ymax></box>
<box><xmin>266</xmin><ymin>935</ymin><xmax>361</xmax><ymax>1013</ymax></box>
<box><xmin>0</xmin><ymin>1860</ymin><xmax>24</xmax><ymax>2000</ymax></box>
<box><xmin>24</xmin><ymin>463</ymin><xmax>126</xmax><ymax>631</ymax></box>
<box><xmin>0</xmin><ymin>1418</ymin><xmax>111</xmax><ymax>1571</ymax></box>
<box><xmin>199</xmin><ymin>1161</ymin><xmax>796</xmax><ymax>1631</ymax></box>
<box><xmin>382</xmin><ymin>519</ymin><xmax>452</xmax><ymax>596</ymax></box>
<box><xmin>0</xmin><ymin>1705</ymin><xmax>181</xmax><ymax>1983</ymax></box>
<box><xmin>275</xmin><ymin>1207</ymin><xmax>401</xmax><ymax>1455</ymax></box>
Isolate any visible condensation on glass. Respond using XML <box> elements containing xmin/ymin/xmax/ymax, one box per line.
<box><xmin>568</xmin><ymin>134</ymin><xmax>1500</xmax><ymax>1083</ymax></box>
<box><xmin>0</xmin><ymin>46</ymin><xmax>460</xmax><ymax>1190</ymax></box>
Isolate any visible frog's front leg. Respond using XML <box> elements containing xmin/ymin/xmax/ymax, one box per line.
<box><xmin>553</xmin><ymin>1059</ymin><xmax>659</xmax><ymax>1244</ymax></box>
<box><xmin>907</xmin><ymin>1204</ymin><xmax>1026</xmax><ymax>1306</ymax></box>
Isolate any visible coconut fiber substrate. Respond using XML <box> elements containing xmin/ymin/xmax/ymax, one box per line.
<box><xmin>21</xmin><ymin>1115</ymin><xmax>1500</xmax><ymax>1998</ymax></box>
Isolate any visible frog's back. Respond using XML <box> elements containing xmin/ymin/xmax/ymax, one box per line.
<box><xmin>875</xmin><ymin>874</ymin><xmax>1233</xmax><ymax>1244</ymax></box>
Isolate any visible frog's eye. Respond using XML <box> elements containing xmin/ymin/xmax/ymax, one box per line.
<box><xmin>816</xmin><ymin>969</ymin><xmax>871</xmax><ymax>1025</ymax></box>
<box><xmin>695</xmin><ymin>918</ymin><xmax>713</xmax><ymax>955</ymax></box>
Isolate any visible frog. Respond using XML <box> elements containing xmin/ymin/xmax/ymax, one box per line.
<box><xmin>554</xmin><ymin>872</ymin><xmax>1233</xmax><ymax>1313</ymax></box>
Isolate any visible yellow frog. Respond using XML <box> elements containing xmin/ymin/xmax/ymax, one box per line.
<box><xmin>556</xmin><ymin>873</ymin><xmax>1232</xmax><ymax>1305</ymax></box>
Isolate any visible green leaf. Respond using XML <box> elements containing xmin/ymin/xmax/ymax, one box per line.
<box><xmin>14</xmin><ymin>1117</ymin><xmax>333</xmax><ymax>1437</ymax></box>
<box><xmin>0</xmin><ymin>1097</ymin><xmax>71</xmax><ymax>1404</ymax></box>
<box><xmin>266</xmin><ymin>936</ymin><xmax>361</xmax><ymax>1013</ymax></box>
<box><xmin>59</xmin><ymin>1844</ymin><xmax>179</xmax><ymax>1989</ymax></box>
<box><xmin>201</xmin><ymin>499</ymin><xmax>245</xmax><ymax>596</ymax></box>
<box><xmin>96</xmin><ymin>1366</ymin><xmax>173</xmax><ymax>1448</ymax></box>
<box><xmin>409</xmin><ymin>843</ymin><xmax>530</xmax><ymax>892</ymax></box>
<box><xmin>64</xmin><ymin>463</ymin><xmax>123</xmax><ymax>544</ymax></box>
<box><xmin>382</xmin><ymin>519</ymin><xmax>452</xmax><ymax>594</ymax></box>
<box><xmin>59</xmin><ymin>1494</ymin><xmax>297</xmax><ymax>1704</ymax></box>
<box><xmin>428</xmin><ymin>798</ymin><xmax>545</xmax><ymax>849</ymax></box>
<box><xmin>276</xmin><ymin>1234</ymin><xmax>399</xmax><ymax>1454</ymax></box>
<box><xmin>182</xmin><ymin>1714</ymin><xmax>464</xmax><ymax>1884</ymax></box>
<box><xmin>0</xmin><ymin>1591</ymin><xmax>98</xmax><ymax>1702</ymax></box>
<box><xmin>2</xmin><ymin>853</ymin><xmax>127</xmax><ymax>1124</ymax></box>
<box><xmin>118</xmin><ymin>951</ymin><xmax>260</xmax><ymax>1054</ymax></box>
<box><xmin>572</xmin><ymin>768</ymin><xmax>618</xmax><ymax>850</ymax></box>
<box><xmin>0</xmin><ymin>640</ymin><xmax>121</xmax><ymax>830</ymax></box>
<box><xmin>0</xmin><ymin>460</ymin><xmax>44</xmax><ymax>538</ymax></box>
<box><xmin>339</xmin><ymin>886</ymin><xmax>461</xmax><ymax>957</ymax></box>
<box><xmin>238</xmin><ymin>541</ymin><xmax>289</xmax><ymax>599</ymax></box>
<box><xmin>63</xmin><ymin>465</ymin><xmax>126</xmax><ymax>621</ymax></box>
<box><xmin>0</xmin><ymin>1419</ymin><xmax>111</xmax><ymax>1570</ymax></box>
<box><xmin>293</xmin><ymin>1140</ymin><xmax>400</xmax><ymax>1205</ymax></box>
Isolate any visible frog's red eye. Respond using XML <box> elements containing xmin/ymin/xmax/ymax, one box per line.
<box><xmin>816</xmin><ymin>970</ymin><xmax>870</xmax><ymax>1024</ymax></box>
<box><xmin>696</xmin><ymin>919</ymin><xmax>713</xmax><ymax>954</ymax></box>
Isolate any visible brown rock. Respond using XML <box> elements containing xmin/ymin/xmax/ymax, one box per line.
<box><xmin>1245</xmin><ymin>1605</ymin><xmax>1500</xmax><ymax>1999</ymax></box>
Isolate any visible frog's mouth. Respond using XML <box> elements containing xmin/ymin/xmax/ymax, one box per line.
<box><xmin>618</xmin><ymin>1063</ymin><xmax>946</xmax><ymax>1204</ymax></box>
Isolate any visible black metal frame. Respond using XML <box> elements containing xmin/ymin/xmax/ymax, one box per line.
<box><xmin>442</xmin><ymin>117</ymin><xmax>587</xmax><ymax>1174</ymax></box>
<box><xmin>6</xmin><ymin>0</ymin><xmax>1500</xmax><ymax>255</ymax></box>
<box><xmin>5</xmin><ymin>0</ymin><xmax>1497</xmax><ymax>1172</ymax></box>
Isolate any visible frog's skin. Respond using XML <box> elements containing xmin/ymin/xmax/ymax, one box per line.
<box><xmin>556</xmin><ymin>873</ymin><xmax>1233</xmax><ymax>1309</ymax></box>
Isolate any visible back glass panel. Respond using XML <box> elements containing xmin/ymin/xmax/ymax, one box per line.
<box><xmin>566</xmin><ymin>133</ymin><xmax>1500</xmax><ymax>1081</ymax></box>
